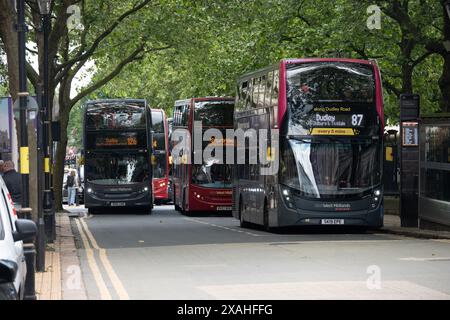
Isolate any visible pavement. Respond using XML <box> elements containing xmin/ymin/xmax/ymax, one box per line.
<box><xmin>35</xmin><ymin>212</ymin><xmax>87</xmax><ymax>300</ymax></box>
<box><xmin>382</xmin><ymin>214</ymin><xmax>450</xmax><ymax>240</ymax></box>
<box><xmin>68</xmin><ymin>205</ymin><xmax>450</xmax><ymax>300</ymax></box>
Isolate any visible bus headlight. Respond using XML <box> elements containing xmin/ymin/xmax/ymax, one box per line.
<box><xmin>87</xmin><ymin>188</ymin><xmax>93</xmax><ymax>194</ymax></box>
<box><xmin>143</xmin><ymin>187</ymin><xmax>149</xmax><ymax>192</ymax></box>
<box><xmin>281</xmin><ymin>186</ymin><xmax>295</xmax><ymax>209</ymax></box>
<box><xmin>371</xmin><ymin>189</ymin><xmax>382</xmax><ymax>208</ymax></box>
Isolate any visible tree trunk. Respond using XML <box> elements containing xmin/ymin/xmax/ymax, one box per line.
<box><xmin>401</xmin><ymin>64</ymin><xmax>414</xmax><ymax>94</ymax></box>
<box><xmin>0</xmin><ymin>0</ymin><xmax>19</xmax><ymax>100</ymax></box>
<box><xmin>53</xmin><ymin>108</ymin><xmax>69</xmax><ymax>211</ymax></box>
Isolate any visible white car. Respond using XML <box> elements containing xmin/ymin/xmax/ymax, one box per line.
<box><xmin>0</xmin><ymin>176</ymin><xmax>36</xmax><ymax>300</ymax></box>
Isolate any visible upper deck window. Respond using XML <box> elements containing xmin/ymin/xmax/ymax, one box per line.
<box><xmin>86</xmin><ymin>102</ymin><xmax>146</xmax><ymax>130</ymax></box>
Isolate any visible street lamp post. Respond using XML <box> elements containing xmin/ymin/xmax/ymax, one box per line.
<box><xmin>16</xmin><ymin>0</ymin><xmax>38</xmax><ymax>299</ymax></box>
<box><xmin>37</xmin><ymin>0</ymin><xmax>54</xmax><ymax>245</ymax></box>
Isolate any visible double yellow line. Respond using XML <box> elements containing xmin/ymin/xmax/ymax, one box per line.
<box><xmin>74</xmin><ymin>218</ymin><xmax>129</xmax><ymax>300</ymax></box>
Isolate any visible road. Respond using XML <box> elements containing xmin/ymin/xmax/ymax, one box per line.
<box><xmin>69</xmin><ymin>205</ymin><xmax>450</xmax><ymax>300</ymax></box>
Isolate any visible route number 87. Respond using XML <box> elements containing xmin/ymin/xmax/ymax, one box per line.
<box><xmin>352</xmin><ymin>114</ymin><xmax>364</xmax><ymax>126</ymax></box>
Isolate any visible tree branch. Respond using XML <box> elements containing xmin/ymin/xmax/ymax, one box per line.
<box><xmin>383</xmin><ymin>79</ymin><xmax>401</xmax><ymax>97</ymax></box>
<box><xmin>69</xmin><ymin>43</ymin><xmax>170</xmax><ymax>108</ymax></box>
<box><xmin>56</xmin><ymin>0</ymin><xmax>152</xmax><ymax>74</ymax></box>
<box><xmin>25</xmin><ymin>62</ymin><xmax>40</xmax><ymax>89</ymax></box>
<box><xmin>411</xmin><ymin>51</ymin><xmax>433</xmax><ymax>68</ymax></box>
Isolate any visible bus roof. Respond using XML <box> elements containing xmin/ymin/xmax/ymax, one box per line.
<box><xmin>85</xmin><ymin>99</ymin><xmax>147</xmax><ymax>105</ymax></box>
<box><xmin>238</xmin><ymin>58</ymin><xmax>377</xmax><ymax>81</ymax></box>
<box><xmin>281</xmin><ymin>58</ymin><xmax>376</xmax><ymax>66</ymax></box>
<box><xmin>174</xmin><ymin>97</ymin><xmax>234</xmax><ymax>107</ymax></box>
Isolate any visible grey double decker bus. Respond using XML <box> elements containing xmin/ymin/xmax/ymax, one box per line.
<box><xmin>233</xmin><ymin>58</ymin><xmax>385</xmax><ymax>230</ymax></box>
<box><xmin>83</xmin><ymin>99</ymin><xmax>153</xmax><ymax>214</ymax></box>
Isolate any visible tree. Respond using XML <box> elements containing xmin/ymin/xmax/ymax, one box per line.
<box><xmin>0</xmin><ymin>0</ymin><xmax>185</xmax><ymax>209</ymax></box>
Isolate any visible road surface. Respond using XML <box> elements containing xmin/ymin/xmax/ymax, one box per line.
<box><xmin>69</xmin><ymin>205</ymin><xmax>450</xmax><ymax>300</ymax></box>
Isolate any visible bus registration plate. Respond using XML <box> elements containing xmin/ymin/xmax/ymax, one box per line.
<box><xmin>110</xmin><ymin>202</ymin><xmax>126</xmax><ymax>207</ymax></box>
<box><xmin>216</xmin><ymin>206</ymin><xmax>232</xmax><ymax>211</ymax></box>
<box><xmin>321</xmin><ymin>219</ymin><xmax>344</xmax><ymax>225</ymax></box>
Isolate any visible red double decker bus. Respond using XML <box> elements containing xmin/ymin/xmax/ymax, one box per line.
<box><xmin>150</xmin><ymin>109</ymin><xmax>170</xmax><ymax>204</ymax></box>
<box><xmin>172</xmin><ymin>97</ymin><xmax>234</xmax><ymax>214</ymax></box>
<box><xmin>233</xmin><ymin>58</ymin><xmax>385</xmax><ymax>230</ymax></box>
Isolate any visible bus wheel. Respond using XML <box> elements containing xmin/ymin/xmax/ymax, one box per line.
<box><xmin>263</xmin><ymin>201</ymin><xmax>272</xmax><ymax>232</ymax></box>
<box><xmin>239</xmin><ymin>197</ymin><xmax>250</xmax><ymax>228</ymax></box>
<box><xmin>182</xmin><ymin>193</ymin><xmax>190</xmax><ymax>216</ymax></box>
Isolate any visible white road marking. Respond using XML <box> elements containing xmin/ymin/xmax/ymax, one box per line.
<box><xmin>399</xmin><ymin>257</ymin><xmax>450</xmax><ymax>261</ymax></box>
<box><xmin>432</xmin><ymin>239</ymin><xmax>450</xmax><ymax>244</ymax></box>
<box><xmin>199</xmin><ymin>281</ymin><xmax>450</xmax><ymax>300</ymax></box>
<box><xmin>184</xmin><ymin>217</ymin><xmax>263</xmax><ymax>237</ymax></box>
<box><xmin>74</xmin><ymin>219</ymin><xmax>112</xmax><ymax>300</ymax></box>
<box><xmin>79</xmin><ymin>218</ymin><xmax>130</xmax><ymax>300</ymax></box>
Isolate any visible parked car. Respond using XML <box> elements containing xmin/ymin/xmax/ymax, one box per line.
<box><xmin>0</xmin><ymin>176</ymin><xmax>37</xmax><ymax>300</ymax></box>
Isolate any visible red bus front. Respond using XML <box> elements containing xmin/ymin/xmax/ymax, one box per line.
<box><xmin>151</xmin><ymin>109</ymin><xmax>170</xmax><ymax>203</ymax></box>
<box><xmin>172</xmin><ymin>97</ymin><xmax>234</xmax><ymax>213</ymax></box>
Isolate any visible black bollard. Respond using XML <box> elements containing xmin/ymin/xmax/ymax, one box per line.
<box><xmin>23</xmin><ymin>243</ymin><xmax>36</xmax><ymax>300</ymax></box>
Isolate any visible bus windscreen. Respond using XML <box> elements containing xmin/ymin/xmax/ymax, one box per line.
<box><xmin>194</xmin><ymin>101</ymin><xmax>234</xmax><ymax>127</ymax></box>
<box><xmin>85</xmin><ymin>152</ymin><xmax>149</xmax><ymax>185</ymax></box>
<box><xmin>286</xmin><ymin>62</ymin><xmax>378</xmax><ymax>137</ymax></box>
<box><xmin>280</xmin><ymin>138</ymin><xmax>381</xmax><ymax>198</ymax></box>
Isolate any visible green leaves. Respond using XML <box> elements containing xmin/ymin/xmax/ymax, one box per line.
<box><xmin>69</xmin><ymin>0</ymin><xmax>448</xmax><ymax>129</ymax></box>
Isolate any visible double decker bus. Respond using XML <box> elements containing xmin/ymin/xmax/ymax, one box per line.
<box><xmin>150</xmin><ymin>109</ymin><xmax>170</xmax><ymax>204</ymax></box>
<box><xmin>172</xmin><ymin>97</ymin><xmax>234</xmax><ymax>214</ymax></box>
<box><xmin>83</xmin><ymin>99</ymin><xmax>153</xmax><ymax>214</ymax></box>
<box><xmin>233</xmin><ymin>58</ymin><xmax>384</xmax><ymax>229</ymax></box>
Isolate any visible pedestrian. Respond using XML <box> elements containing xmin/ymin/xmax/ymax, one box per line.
<box><xmin>2</xmin><ymin>160</ymin><xmax>22</xmax><ymax>206</ymax></box>
<box><xmin>66</xmin><ymin>170</ymin><xmax>79</xmax><ymax>206</ymax></box>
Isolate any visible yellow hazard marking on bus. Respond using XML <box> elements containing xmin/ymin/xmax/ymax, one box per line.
<box><xmin>79</xmin><ymin>218</ymin><xmax>129</xmax><ymax>300</ymax></box>
<box><xmin>74</xmin><ymin>219</ymin><xmax>112</xmax><ymax>300</ymax></box>
<box><xmin>20</xmin><ymin>147</ymin><xmax>30</xmax><ymax>174</ymax></box>
<box><xmin>266</xmin><ymin>146</ymin><xmax>275</xmax><ymax>162</ymax></box>
<box><xmin>310</xmin><ymin>128</ymin><xmax>355</xmax><ymax>136</ymax></box>
<box><xmin>44</xmin><ymin>157</ymin><xmax>50</xmax><ymax>173</ymax></box>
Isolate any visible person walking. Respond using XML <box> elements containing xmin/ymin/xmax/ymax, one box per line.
<box><xmin>66</xmin><ymin>170</ymin><xmax>79</xmax><ymax>206</ymax></box>
<box><xmin>2</xmin><ymin>160</ymin><xmax>22</xmax><ymax>206</ymax></box>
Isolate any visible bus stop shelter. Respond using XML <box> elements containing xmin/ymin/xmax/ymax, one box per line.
<box><xmin>419</xmin><ymin>114</ymin><xmax>450</xmax><ymax>231</ymax></box>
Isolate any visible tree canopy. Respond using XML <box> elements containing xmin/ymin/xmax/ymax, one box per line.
<box><xmin>1</xmin><ymin>0</ymin><xmax>449</xmax><ymax>205</ymax></box>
